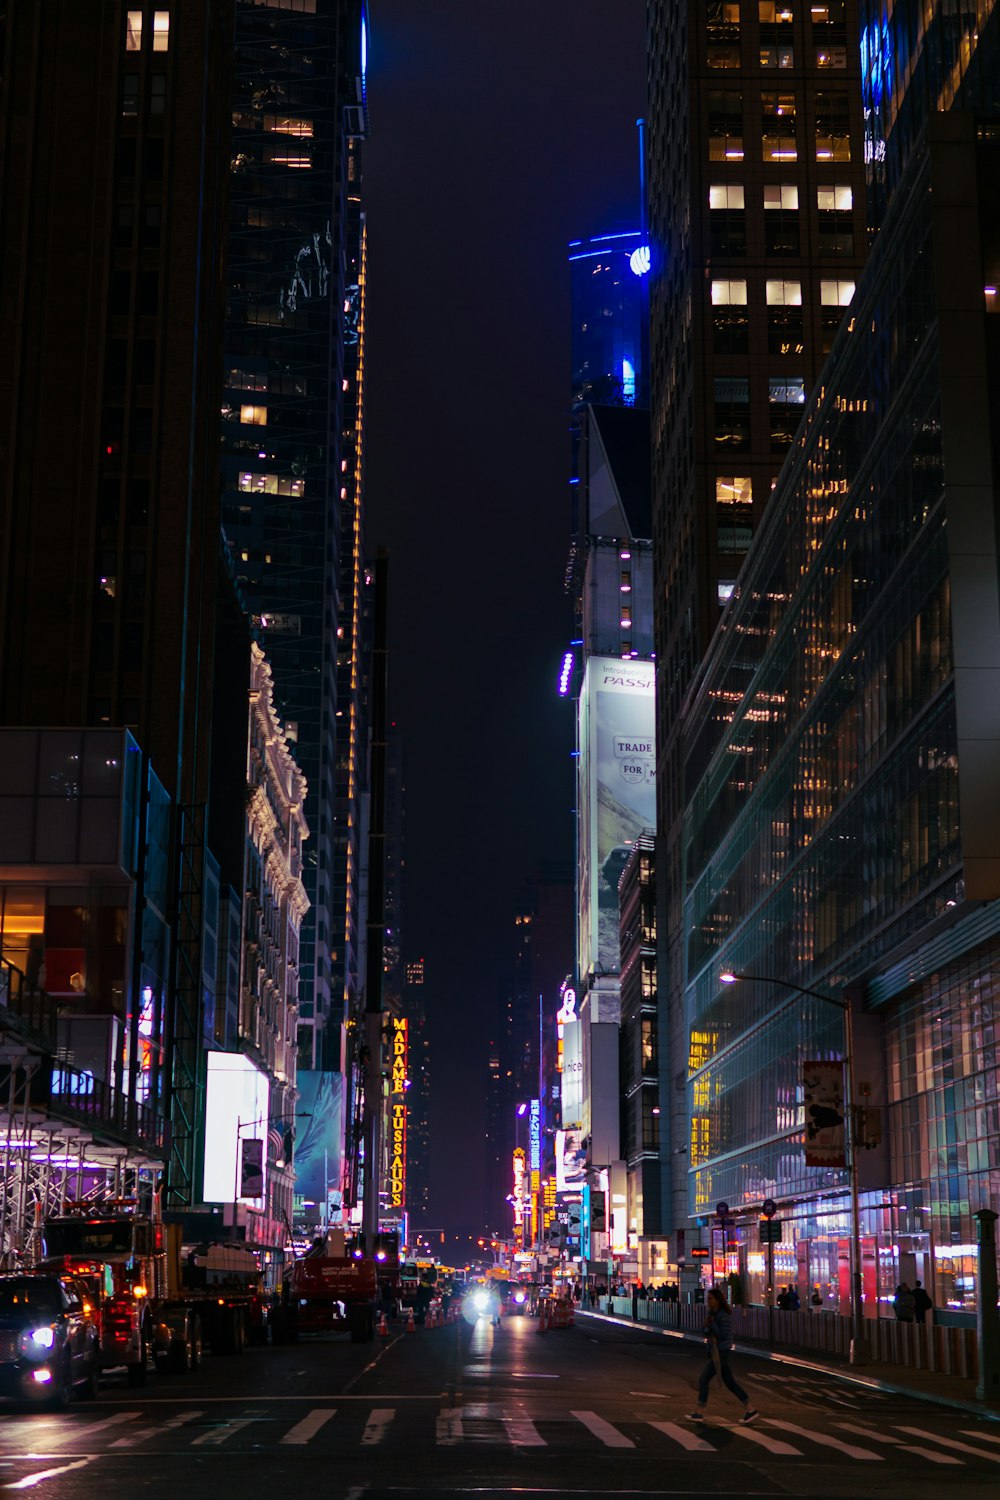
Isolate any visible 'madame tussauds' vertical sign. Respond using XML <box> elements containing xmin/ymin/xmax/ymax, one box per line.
<box><xmin>389</xmin><ymin>1017</ymin><xmax>408</xmax><ymax>1208</ymax></box>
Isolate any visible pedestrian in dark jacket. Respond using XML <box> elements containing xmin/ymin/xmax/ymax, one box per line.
<box><xmin>912</xmin><ymin>1281</ymin><xmax>933</xmax><ymax>1324</ymax></box>
<box><xmin>687</xmin><ymin>1287</ymin><xmax>759</xmax><ymax>1425</ymax></box>
<box><xmin>893</xmin><ymin>1283</ymin><xmax>915</xmax><ymax>1321</ymax></box>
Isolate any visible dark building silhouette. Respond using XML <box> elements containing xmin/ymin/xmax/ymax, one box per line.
<box><xmin>220</xmin><ymin>0</ymin><xmax>369</xmax><ymax>1073</ymax></box>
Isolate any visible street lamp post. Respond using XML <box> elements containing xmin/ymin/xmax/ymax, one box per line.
<box><xmin>719</xmin><ymin>971</ymin><xmax>868</xmax><ymax>1366</ymax></box>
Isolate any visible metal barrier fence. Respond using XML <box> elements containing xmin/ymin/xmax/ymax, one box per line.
<box><xmin>599</xmin><ymin>1295</ymin><xmax>978</xmax><ymax>1380</ymax></box>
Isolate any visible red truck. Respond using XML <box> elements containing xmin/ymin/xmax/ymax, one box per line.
<box><xmin>39</xmin><ymin>1204</ymin><xmax>269</xmax><ymax>1381</ymax></box>
<box><xmin>279</xmin><ymin>1244</ymin><xmax>378</xmax><ymax>1343</ymax></box>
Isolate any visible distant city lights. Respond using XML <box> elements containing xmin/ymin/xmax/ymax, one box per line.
<box><xmin>558</xmin><ymin>650</ymin><xmax>574</xmax><ymax>696</ymax></box>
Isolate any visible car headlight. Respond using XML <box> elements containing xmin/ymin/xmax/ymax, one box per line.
<box><xmin>472</xmin><ymin>1292</ymin><xmax>489</xmax><ymax>1311</ymax></box>
<box><xmin>514</xmin><ymin>1292</ymin><xmax>526</xmax><ymax>1304</ymax></box>
<box><xmin>19</xmin><ymin>1326</ymin><xmax>56</xmax><ymax>1358</ymax></box>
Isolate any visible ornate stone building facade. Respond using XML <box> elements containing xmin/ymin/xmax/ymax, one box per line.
<box><xmin>244</xmin><ymin>643</ymin><xmax>309</xmax><ymax>1241</ymax></box>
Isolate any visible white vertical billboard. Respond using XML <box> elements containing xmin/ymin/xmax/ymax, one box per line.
<box><xmin>578</xmin><ymin>657</ymin><xmax>656</xmax><ymax>982</ymax></box>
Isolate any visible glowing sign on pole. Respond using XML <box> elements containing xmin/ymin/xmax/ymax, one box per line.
<box><xmin>389</xmin><ymin>1017</ymin><xmax>408</xmax><ymax>1208</ymax></box>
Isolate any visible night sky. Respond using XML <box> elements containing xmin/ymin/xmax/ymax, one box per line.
<box><xmin>364</xmin><ymin>2</ymin><xmax>646</xmax><ymax>1237</ymax></box>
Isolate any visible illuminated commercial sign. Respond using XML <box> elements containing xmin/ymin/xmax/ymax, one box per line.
<box><xmin>578</xmin><ymin>657</ymin><xmax>656</xmax><ymax>981</ymax></box>
<box><xmin>556</xmin><ymin>1128</ymin><xmax>587</xmax><ymax>1194</ymax></box>
<box><xmin>529</xmin><ymin>1098</ymin><xmax>540</xmax><ymax>1174</ymax></box>
<box><xmin>203</xmin><ymin>1053</ymin><xmax>269</xmax><ymax>1205</ymax></box>
<box><xmin>389</xmin><ymin>1017</ymin><xmax>408</xmax><ymax>1209</ymax></box>
<box><xmin>629</xmin><ymin>244</ymin><xmax>651</xmax><ymax>277</ymax></box>
<box><xmin>512</xmin><ymin>1147</ymin><xmax>526</xmax><ymax>1248</ymax></box>
<box><xmin>556</xmin><ymin>984</ymin><xmax>577</xmax><ymax>1073</ymax></box>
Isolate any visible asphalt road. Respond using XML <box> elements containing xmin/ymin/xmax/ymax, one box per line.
<box><xmin>0</xmin><ymin>1307</ymin><xmax>998</xmax><ymax>1500</ymax></box>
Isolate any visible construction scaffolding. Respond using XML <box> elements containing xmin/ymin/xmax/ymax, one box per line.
<box><xmin>0</xmin><ymin>961</ymin><xmax>167</xmax><ymax>1266</ymax></box>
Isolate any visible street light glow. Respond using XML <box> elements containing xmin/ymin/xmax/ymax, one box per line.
<box><xmin>719</xmin><ymin>971</ymin><xmax>738</xmax><ymax>984</ymax></box>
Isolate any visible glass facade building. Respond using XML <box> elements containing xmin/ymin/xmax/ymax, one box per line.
<box><xmin>681</xmin><ymin>103</ymin><xmax>1000</xmax><ymax>1311</ymax></box>
<box><xmin>569</xmin><ymin>230</ymin><xmax>649</xmax><ymax>411</ymax></box>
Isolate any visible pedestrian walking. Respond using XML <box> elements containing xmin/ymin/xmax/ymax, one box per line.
<box><xmin>687</xmin><ymin>1287</ymin><xmax>759</xmax><ymax>1425</ymax></box>
<box><xmin>912</xmin><ymin>1280</ymin><xmax>933</xmax><ymax>1323</ymax></box>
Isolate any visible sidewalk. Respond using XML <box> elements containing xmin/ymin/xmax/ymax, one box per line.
<box><xmin>576</xmin><ymin>1306</ymin><xmax>1000</xmax><ymax>1420</ymax></box>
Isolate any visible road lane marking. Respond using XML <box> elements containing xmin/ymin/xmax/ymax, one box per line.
<box><xmin>501</xmin><ymin>1416</ymin><xmax>546</xmax><ymax>1447</ymax></box>
<box><xmin>41</xmin><ymin>1412</ymin><xmax>140</xmax><ymax>1445</ymax></box>
<box><xmin>648</xmin><ymin>1421</ymin><xmax>713</xmax><ymax>1452</ymax></box>
<box><xmin>571</xmin><ymin>1410</ymin><xmax>634</xmax><ymax>1448</ymax></box>
<box><xmin>896</xmin><ymin>1427</ymin><xmax>1000</xmax><ymax>1463</ymax></box>
<box><xmin>5</xmin><ymin>1457</ymin><xmax>97</xmax><ymax>1490</ymax></box>
<box><xmin>729</xmin><ymin>1425</ymin><xmax>802</xmax><ymax>1456</ymax></box>
<box><xmin>631</xmin><ymin>1391</ymin><xmax>666</xmax><ymax>1398</ymax></box>
<box><xmin>190</xmin><ymin>1417</ymin><xmax>258</xmax><ymax>1447</ymax></box>
<box><xmin>436</xmin><ymin>1410</ymin><xmax>463</xmax><ymax>1446</ymax></box>
<box><xmin>834</xmin><ymin>1422</ymin><xmax>961</xmax><ymax>1465</ymax></box>
<box><xmin>111</xmin><ymin>1411</ymin><xmax>203</xmax><ymax>1446</ymax></box>
<box><xmin>961</xmin><ymin>1430</ymin><xmax>1000</xmax><ymax>1446</ymax></box>
<box><xmin>281</xmin><ymin>1409</ymin><xmax>336</xmax><ymax>1445</ymax></box>
<box><xmin>361</xmin><ymin>1408</ymin><xmax>395</xmax><ymax>1445</ymax></box>
<box><xmin>764</xmin><ymin>1419</ymin><xmax>883</xmax><ymax>1460</ymax></box>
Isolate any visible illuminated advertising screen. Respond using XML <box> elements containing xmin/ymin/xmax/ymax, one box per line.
<box><xmin>559</xmin><ymin>991</ymin><xmax>583</xmax><ymax>1128</ymax></box>
<box><xmin>294</xmin><ymin>1071</ymin><xmax>346</xmax><ymax>1212</ymax></box>
<box><xmin>203</xmin><ymin>1053</ymin><xmax>270</xmax><ymax>1204</ymax></box>
<box><xmin>555</xmin><ymin>1128</ymin><xmax>588</xmax><ymax>1194</ymax></box>
<box><xmin>389</xmin><ymin>1017</ymin><xmax>408</xmax><ymax>1209</ymax></box>
<box><xmin>578</xmin><ymin>657</ymin><xmax>655</xmax><ymax>980</ymax></box>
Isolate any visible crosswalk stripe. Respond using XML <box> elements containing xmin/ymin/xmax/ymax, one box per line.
<box><xmin>46</xmin><ymin>1412</ymin><xmax>140</xmax><ymax>1444</ymax></box>
<box><xmin>896</xmin><ymin>1427</ymin><xmax>1000</xmax><ymax>1464</ymax></box>
<box><xmin>281</xmin><ymin>1409</ymin><xmax>336</xmax><ymax>1445</ymax></box>
<box><xmin>191</xmin><ymin>1418</ymin><xmax>258</xmax><ymax>1447</ymax></box>
<box><xmin>361</xmin><ymin>1409</ymin><xmax>396</xmax><ymax>1446</ymax></box>
<box><xmin>960</xmin><ymin>1430</ymin><xmax>1000</xmax><ymax>1446</ymax></box>
<box><xmin>571</xmin><ymin>1410</ymin><xmax>634</xmax><ymax>1448</ymax></box>
<box><xmin>111</xmin><ymin>1411</ymin><xmax>203</xmax><ymax>1447</ymax></box>
<box><xmin>647</xmin><ymin>1420</ymin><xmax>713</xmax><ymax>1452</ymax></box>
<box><xmin>764</xmin><ymin>1419</ymin><xmax>883</xmax><ymax>1461</ymax></box>
<box><xmin>835</xmin><ymin>1423</ymin><xmax>961</xmax><ymax>1465</ymax></box>
<box><xmin>436</xmin><ymin>1410</ymin><xmax>463</xmax><ymax>1446</ymax></box>
<box><xmin>502</xmin><ymin>1417</ymin><xmax>546</xmax><ymax>1447</ymax></box>
<box><xmin>729</xmin><ymin>1425</ymin><xmax>802</xmax><ymax>1456</ymax></box>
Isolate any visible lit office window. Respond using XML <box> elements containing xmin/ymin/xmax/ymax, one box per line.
<box><xmin>762</xmin><ymin>92</ymin><xmax>797</xmax><ymax>161</ymax></box>
<box><xmin>817</xmin><ymin>185</ymin><xmax>852</xmax><ymax>211</ymax></box>
<box><xmin>815</xmin><ymin>91</ymin><xmax>850</xmax><ymax>160</ymax></box>
<box><xmin>126</xmin><ymin>10</ymin><xmax>143</xmax><ymax>50</ymax></box>
<box><xmin>764</xmin><ymin>184</ymin><xmax>798</xmax><ymax>210</ymax></box>
<box><xmin>240</xmin><ymin>405</ymin><xmax>268</xmax><ymax>426</ymax></box>
<box><xmin>264</xmin><ymin>116</ymin><xmax>314</xmax><ymax>137</ymax></box>
<box><xmin>152</xmin><ymin>11</ymin><xmax>170</xmax><ymax>51</ymax></box>
<box><xmin>716</xmin><ymin>476</ymin><xmax>752</xmax><ymax>506</ymax></box>
<box><xmin>820</xmin><ymin>279</ymin><xmax>855</xmax><ymax>306</ymax></box>
<box><xmin>711</xmin><ymin>279</ymin><xmax>747</xmax><ymax>305</ymax></box>
<box><xmin>766</xmin><ymin>280</ymin><xmax>802</xmax><ymax>306</ymax></box>
<box><xmin>709</xmin><ymin>184</ymin><xmax>745</xmax><ymax>209</ymax></box>
<box><xmin>768</xmin><ymin>376</ymin><xmax>806</xmax><ymax>404</ymax></box>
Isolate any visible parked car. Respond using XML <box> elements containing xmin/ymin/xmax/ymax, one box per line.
<box><xmin>0</xmin><ymin>1274</ymin><xmax>100</xmax><ymax>1407</ymax></box>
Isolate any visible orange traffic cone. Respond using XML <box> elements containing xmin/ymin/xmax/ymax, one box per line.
<box><xmin>377</xmin><ymin>1310</ymin><xmax>388</xmax><ymax>1338</ymax></box>
<box><xmin>406</xmin><ymin>1305</ymin><xmax>416</xmax><ymax>1333</ymax></box>
<box><xmin>536</xmin><ymin>1298</ymin><xmax>548</xmax><ymax>1334</ymax></box>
